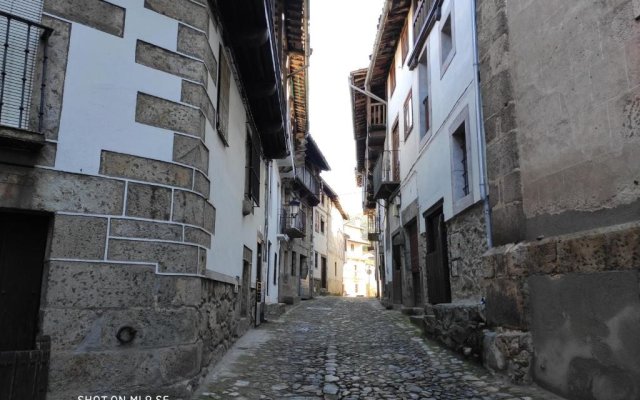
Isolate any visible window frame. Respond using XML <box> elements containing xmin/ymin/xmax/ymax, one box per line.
<box><xmin>439</xmin><ymin>5</ymin><xmax>456</xmax><ymax>78</ymax></box>
<box><xmin>244</xmin><ymin>125</ymin><xmax>261</xmax><ymax>206</ymax></box>
<box><xmin>400</xmin><ymin>21</ymin><xmax>409</xmax><ymax>65</ymax></box>
<box><xmin>389</xmin><ymin>56</ymin><xmax>396</xmax><ymax>96</ymax></box>
<box><xmin>449</xmin><ymin>105</ymin><xmax>474</xmax><ymax>214</ymax></box>
<box><xmin>403</xmin><ymin>90</ymin><xmax>413</xmax><ymax>140</ymax></box>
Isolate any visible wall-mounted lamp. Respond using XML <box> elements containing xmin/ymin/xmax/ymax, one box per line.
<box><xmin>289</xmin><ymin>199</ymin><xmax>301</xmax><ymax>218</ymax></box>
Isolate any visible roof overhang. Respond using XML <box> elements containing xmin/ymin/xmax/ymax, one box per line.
<box><xmin>215</xmin><ymin>0</ymin><xmax>288</xmax><ymax>159</ymax></box>
<box><xmin>349</xmin><ymin>68</ymin><xmax>368</xmax><ymax>174</ymax></box>
<box><xmin>305</xmin><ymin>134</ymin><xmax>330</xmax><ymax>171</ymax></box>
<box><xmin>365</xmin><ymin>0</ymin><xmax>411</xmax><ymax>98</ymax></box>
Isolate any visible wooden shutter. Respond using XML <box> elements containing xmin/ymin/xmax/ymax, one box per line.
<box><xmin>217</xmin><ymin>45</ymin><xmax>231</xmax><ymax>143</ymax></box>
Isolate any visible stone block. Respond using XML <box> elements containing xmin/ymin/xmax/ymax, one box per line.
<box><xmin>556</xmin><ymin>232</ymin><xmax>607</xmax><ymax>274</ymax></box>
<box><xmin>490</xmin><ymin>202</ymin><xmax>526</xmax><ymax>246</ymax></box>
<box><xmin>486</xmin><ymin>130</ymin><xmax>520</xmax><ymax>181</ymax></box>
<box><xmin>99</xmin><ymin>308</ymin><xmax>199</xmax><ymax>349</ymax></box>
<box><xmin>39</xmin><ymin>16</ymin><xmax>71</xmax><ymax>141</ymax></box>
<box><xmin>50</xmin><ymin>214</ymin><xmax>108</xmax><ymax>259</ymax></box>
<box><xmin>483</xmin><ymin>329</ymin><xmax>533</xmax><ymax>384</ymax></box>
<box><xmin>155</xmin><ymin>275</ymin><xmax>202</xmax><ymax>307</ymax></box>
<box><xmin>173</xmin><ymin>134</ymin><xmax>209</xmax><ymax>173</ymax></box>
<box><xmin>108</xmin><ymin>238</ymin><xmax>199</xmax><ymax>274</ymax></box>
<box><xmin>126</xmin><ymin>182</ymin><xmax>172</xmax><ymax>221</ymax></box>
<box><xmin>144</xmin><ymin>0</ymin><xmax>208</xmax><ymax>31</ymax></box>
<box><xmin>605</xmin><ymin>223</ymin><xmax>640</xmax><ymax>270</ymax></box>
<box><xmin>136</xmin><ymin>39</ymin><xmax>207</xmax><ymax>87</ymax></box>
<box><xmin>135</xmin><ymin>91</ymin><xmax>205</xmax><ymax>137</ymax></box>
<box><xmin>0</xmin><ymin>165</ymin><xmax>125</xmax><ymax>214</ymax></box>
<box><xmin>480</xmin><ymin>70</ymin><xmax>514</xmax><ymax>121</ymax></box>
<box><xmin>529</xmin><ymin>271</ymin><xmax>640</xmax><ymax>399</ymax></box>
<box><xmin>44</xmin><ymin>0</ymin><xmax>125</xmax><ymax>37</ymax></box>
<box><xmin>48</xmin><ymin>342</ymin><xmax>202</xmax><ymax>394</ymax></box>
<box><xmin>181</xmin><ymin>80</ymin><xmax>216</xmax><ymax>128</ymax></box>
<box><xmin>198</xmin><ymin>247</ymin><xmax>207</xmax><ymax>275</ymax></box>
<box><xmin>485</xmin><ymin>278</ymin><xmax>527</xmax><ymax>330</ymax></box>
<box><xmin>177</xmin><ymin>24</ymin><xmax>218</xmax><ymax>84</ymax></box>
<box><xmin>193</xmin><ymin>170</ymin><xmax>211</xmax><ymax>198</ymax></box>
<box><xmin>45</xmin><ymin>261</ymin><xmax>155</xmax><ymax>308</ymax></box>
<box><xmin>100</xmin><ymin>150</ymin><xmax>192</xmax><ymax>189</ymax></box>
<box><xmin>185</xmin><ymin>226</ymin><xmax>211</xmax><ymax>248</ymax></box>
<box><xmin>110</xmin><ymin>218</ymin><xmax>183</xmax><ymax>241</ymax></box>
<box><xmin>172</xmin><ymin>190</ymin><xmax>205</xmax><ymax>227</ymax></box>
<box><xmin>501</xmin><ymin>170</ymin><xmax>522</xmax><ymax>204</ymax></box>
<box><xmin>41</xmin><ymin>308</ymin><xmax>98</xmax><ymax>351</ymax></box>
<box><xmin>205</xmin><ymin>202</ymin><xmax>216</xmax><ymax>233</ymax></box>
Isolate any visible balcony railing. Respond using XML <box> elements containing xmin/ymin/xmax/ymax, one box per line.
<box><xmin>368</xmin><ymin>102</ymin><xmax>386</xmax><ymax>128</ymax></box>
<box><xmin>295</xmin><ymin>164</ymin><xmax>319</xmax><ymax>197</ymax></box>
<box><xmin>413</xmin><ymin>0</ymin><xmax>435</xmax><ymax>46</ymax></box>
<box><xmin>0</xmin><ymin>10</ymin><xmax>52</xmax><ymax>132</ymax></box>
<box><xmin>281</xmin><ymin>207</ymin><xmax>306</xmax><ymax>238</ymax></box>
<box><xmin>367</xmin><ymin>213</ymin><xmax>380</xmax><ymax>241</ymax></box>
<box><xmin>373</xmin><ymin>149</ymin><xmax>400</xmax><ymax>200</ymax></box>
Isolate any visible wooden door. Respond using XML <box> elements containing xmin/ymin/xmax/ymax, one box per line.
<box><xmin>425</xmin><ymin>207</ymin><xmax>451</xmax><ymax>304</ymax></box>
<box><xmin>321</xmin><ymin>256</ymin><xmax>327</xmax><ymax>289</ymax></box>
<box><xmin>407</xmin><ymin>220</ymin><xmax>422</xmax><ymax>306</ymax></box>
<box><xmin>0</xmin><ymin>211</ymin><xmax>51</xmax><ymax>400</ymax></box>
<box><xmin>392</xmin><ymin>243</ymin><xmax>403</xmax><ymax>304</ymax></box>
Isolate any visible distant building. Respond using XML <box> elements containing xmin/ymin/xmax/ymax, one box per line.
<box><xmin>343</xmin><ymin>217</ymin><xmax>377</xmax><ymax>297</ymax></box>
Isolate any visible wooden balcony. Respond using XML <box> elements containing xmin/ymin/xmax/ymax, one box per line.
<box><xmin>281</xmin><ymin>207</ymin><xmax>306</xmax><ymax>238</ymax></box>
<box><xmin>373</xmin><ymin>150</ymin><xmax>400</xmax><ymax>200</ymax></box>
<box><xmin>367</xmin><ymin>102</ymin><xmax>386</xmax><ymax>148</ymax></box>
<box><xmin>413</xmin><ymin>0</ymin><xmax>435</xmax><ymax>46</ymax></box>
<box><xmin>293</xmin><ymin>165</ymin><xmax>320</xmax><ymax>206</ymax></box>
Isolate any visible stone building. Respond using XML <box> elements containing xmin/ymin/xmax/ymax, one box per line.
<box><xmin>0</xmin><ymin>0</ymin><xmax>313</xmax><ymax>398</ymax></box>
<box><xmin>351</xmin><ymin>0</ymin><xmax>489</xmax><ymax>355</ymax></box>
<box><xmin>478</xmin><ymin>1</ymin><xmax>640</xmax><ymax>398</ymax></box>
<box><xmin>312</xmin><ymin>180</ymin><xmax>349</xmax><ymax>296</ymax></box>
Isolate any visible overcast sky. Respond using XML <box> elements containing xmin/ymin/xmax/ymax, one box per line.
<box><xmin>309</xmin><ymin>0</ymin><xmax>385</xmax><ymax>216</ymax></box>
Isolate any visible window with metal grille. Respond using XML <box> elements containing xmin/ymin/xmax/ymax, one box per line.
<box><xmin>0</xmin><ymin>0</ymin><xmax>47</xmax><ymax>130</ymax></box>
<box><xmin>451</xmin><ymin>123</ymin><xmax>470</xmax><ymax>198</ymax></box>
<box><xmin>245</xmin><ymin>126</ymin><xmax>261</xmax><ymax>206</ymax></box>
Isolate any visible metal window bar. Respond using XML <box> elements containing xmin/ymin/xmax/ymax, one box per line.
<box><xmin>0</xmin><ymin>9</ymin><xmax>50</xmax><ymax>132</ymax></box>
<box><xmin>461</xmin><ymin>148</ymin><xmax>469</xmax><ymax>196</ymax></box>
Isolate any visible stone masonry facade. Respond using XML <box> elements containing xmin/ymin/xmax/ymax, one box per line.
<box><xmin>0</xmin><ymin>0</ymin><xmax>262</xmax><ymax>398</ymax></box>
<box><xmin>477</xmin><ymin>1</ymin><xmax>640</xmax><ymax>398</ymax></box>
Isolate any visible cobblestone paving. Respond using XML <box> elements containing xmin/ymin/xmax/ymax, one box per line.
<box><xmin>193</xmin><ymin>297</ymin><xmax>563</xmax><ymax>400</ymax></box>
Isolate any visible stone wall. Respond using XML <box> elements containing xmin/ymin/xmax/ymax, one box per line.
<box><xmin>479</xmin><ymin>0</ymin><xmax>640</xmax><ymax>242</ymax></box>
<box><xmin>446</xmin><ymin>202</ymin><xmax>487</xmax><ymax>301</ymax></box>
<box><xmin>483</xmin><ymin>222</ymin><xmax>640</xmax><ymax>399</ymax></box>
<box><xmin>424</xmin><ymin>303</ymin><xmax>486</xmax><ymax>360</ymax></box>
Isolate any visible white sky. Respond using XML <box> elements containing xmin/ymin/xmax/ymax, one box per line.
<box><xmin>309</xmin><ymin>0</ymin><xmax>385</xmax><ymax>216</ymax></box>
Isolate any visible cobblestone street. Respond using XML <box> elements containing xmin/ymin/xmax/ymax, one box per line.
<box><xmin>193</xmin><ymin>297</ymin><xmax>562</xmax><ymax>400</ymax></box>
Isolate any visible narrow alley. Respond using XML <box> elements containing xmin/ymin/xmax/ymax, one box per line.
<box><xmin>193</xmin><ymin>297</ymin><xmax>560</xmax><ymax>400</ymax></box>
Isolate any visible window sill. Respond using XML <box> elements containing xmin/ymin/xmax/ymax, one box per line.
<box><xmin>0</xmin><ymin>125</ymin><xmax>45</xmax><ymax>151</ymax></box>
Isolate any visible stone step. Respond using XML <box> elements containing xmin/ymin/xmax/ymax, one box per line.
<box><xmin>409</xmin><ymin>315</ymin><xmax>426</xmax><ymax>334</ymax></box>
<box><xmin>401</xmin><ymin>306</ymin><xmax>425</xmax><ymax>316</ymax></box>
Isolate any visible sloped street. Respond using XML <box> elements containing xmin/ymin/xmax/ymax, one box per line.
<box><xmin>193</xmin><ymin>297</ymin><xmax>561</xmax><ymax>400</ymax></box>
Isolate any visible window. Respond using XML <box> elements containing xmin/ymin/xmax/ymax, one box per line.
<box><xmin>291</xmin><ymin>251</ymin><xmax>297</xmax><ymax>275</ymax></box>
<box><xmin>403</xmin><ymin>91</ymin><xmax>413</xmax><ymax>139</ymax></box>
<box><xmin>314</xmin><ymin>251</ymin><xmax>318</xmax><ymax>269</ymax></box>
<box><xmin>320</xmin><ymin>217</ymin><xmax>325</xmax><ymax>234</ymax></box>
<box><xmin>440</xmin><ymin>9</ymin><xmax>455</xmax><ymax>77</ymax></box>
<box><xmin>450</xmin><ymin>106</ymin><xmax>473</xmax><ymax>213</ymax></box>
<box><xmin>389</xmin><ymin>57</ymin><xmax>396</xmax><ymax>95</ymax></box>
<box><xmin>217</xmin><ymin>45</ymin><xmax>230</xmax><ymax>144</ymax></box>
<box><xmin>334</xmin><ymin>262</ymin><xmax>337</xmax><ymax>276</ymax></box>
<box><xmin>245</xmin><ymin>127</ymin><xmax>261</xmax><ymax>205</ymax></box>
<box><xmin>400</xmin><ymin>22</ymin><xmax>409</xmax><ymax>65</ymax></box>
<box><xmin>350</xmin><ymin>244</ymin><xmax>355</xmax><ymax>252</ymax></box>
<box><xmin>314</xmin><ymin>211</ymin><xmax>319</xmax><ymax>232</ymax></box>
<box><xmin>418</xmin><ymin>49</ymin><xmax>431</xmax><ymax>140</ymax></box>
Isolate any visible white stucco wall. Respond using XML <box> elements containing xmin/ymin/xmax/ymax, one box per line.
<box><xmin>384</xmin><ymin>0</ymin><xmax>481</xmax><ymax>235</ymax></box>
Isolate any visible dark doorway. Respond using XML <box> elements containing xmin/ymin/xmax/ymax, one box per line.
<box><xmin>407</xmin><ymin>220</ymin><xmax>422</xmax><ymax>306</ymax></box>
<box><xmin>392</xmin><ymin>241</ymin><xmax>403</xmax><ymax>304</ymax></box>
<box><xmin>0</xmin><ymin>211</ymin><xmax>51</xmax><ymax>400</ymax></box>
<box><xmin>424</xmin><ymin>205</ymin><xmax>451</xmax><ymax>304</ymax></box>
<box><xmin>321</xmin><ymin>256</ymin><xmax>327</xmax><ymax>289</ymax></box>
<box><xmin>241</xmin><ymin>246</ymin><xmax>252</xmax><ymax>318</ymax></box>
<box><xmin>255</xmin><ymin>242</ymin><xmax>263</xmax><ymax>326</ymax></box>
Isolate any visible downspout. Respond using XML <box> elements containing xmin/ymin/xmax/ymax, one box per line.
<box><xmin>263</xmin><ymin>160</ymin><xmax>272</xmax><ymax>300</ymax></box>
<box><xmin>471</xmin><ymin>0</ymin><xmax>493</xmax><ymax>248</ymax></box>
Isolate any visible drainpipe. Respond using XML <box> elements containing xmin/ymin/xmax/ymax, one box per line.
<box><xmin>471</xmin><ymin>0</ymin><xmax>493</xmax><ymax>249</ymax></box>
